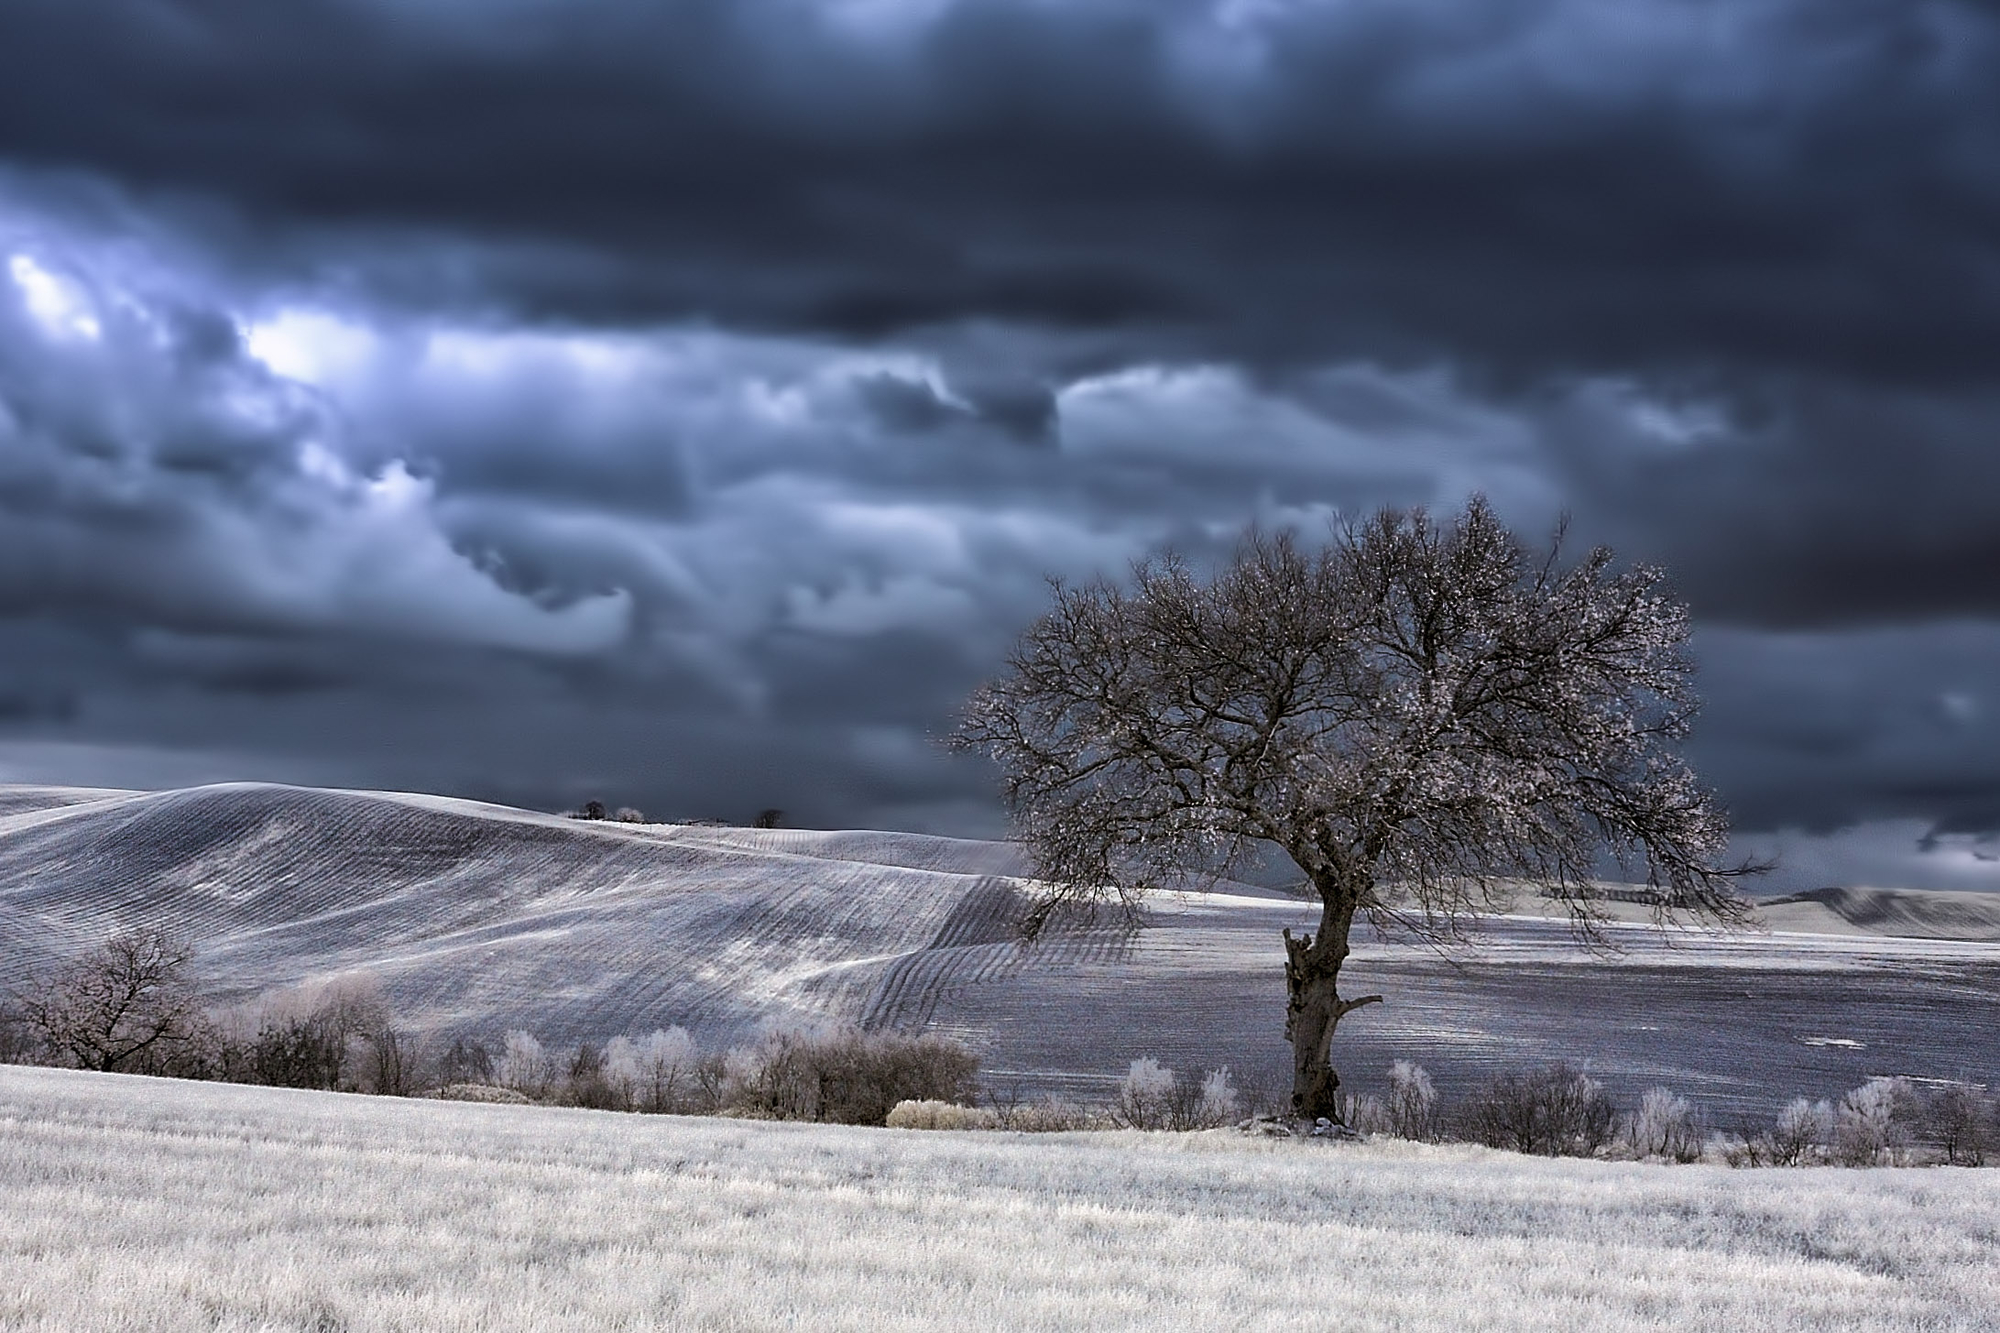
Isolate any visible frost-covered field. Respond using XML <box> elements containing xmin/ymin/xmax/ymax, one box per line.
<box><xmin>4</xmin><ymin>1066</ymin><xmax>1999</xmax><ymax>1331</ymax></box>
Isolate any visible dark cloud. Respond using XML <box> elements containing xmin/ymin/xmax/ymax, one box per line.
<box><xmin>0</xmin><ymin>1</ymin><xmax>1998</xmax><ymax>880</ymax></box>
<box><xmin>0</xmin><ymin>1</ymin><xmax>1993</xmax><ymax>382</ymax></box>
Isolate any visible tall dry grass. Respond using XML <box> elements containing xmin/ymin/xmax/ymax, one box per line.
<box><xmin>3</xmin><ymin>1065</ymin><xmax>1998</xmax><ymax>1330</ymax></box>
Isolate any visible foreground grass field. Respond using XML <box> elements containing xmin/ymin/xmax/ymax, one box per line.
<box><xmin>3</xmin><ymin>1066</ymin><xmax>1998</xmax><ymax>1331</ymax></box>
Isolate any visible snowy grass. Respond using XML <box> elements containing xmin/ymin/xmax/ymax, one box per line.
<box><xmin>4</xmin><ymin>1067</ymin><xmax>1998</xmax><ymax>1331</ymax></box>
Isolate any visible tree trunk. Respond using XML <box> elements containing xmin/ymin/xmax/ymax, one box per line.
<box><xmin>1283</xmin><ymin>891</ymin><xmax>1382</xmax><ymax>1122</ymax></box>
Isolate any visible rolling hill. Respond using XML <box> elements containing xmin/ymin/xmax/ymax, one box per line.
<box><xmin>3</xmin><ymin>781</ymin><xmax>1997</xmax><ymax>1118</ymax></box>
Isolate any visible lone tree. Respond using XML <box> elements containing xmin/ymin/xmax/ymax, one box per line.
<box><xmin>956</xmin><ymin>498</ymin><xmax>1754</xmax><ymax>1121</ymax></box>
<box><xmin>14</xmin><ymin>927</ymin><xmax>211</xmax><ymax>1074</ymax></box>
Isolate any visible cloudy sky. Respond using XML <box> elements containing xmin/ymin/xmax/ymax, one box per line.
<box><xmin>2</xmin><ymin>0</ymin><xmax>1997</xmax><ymax>891</ymax></box>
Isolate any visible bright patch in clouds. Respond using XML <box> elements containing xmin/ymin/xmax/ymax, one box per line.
<box><xmin>246</xmin><ymin>309</ymin><xmax>378</xmax><ymax>383</ymax></box>
<box><xmin>7</xmin><ymin>253</ymin><xmax>99</xmax><ymax>340</ymax></box>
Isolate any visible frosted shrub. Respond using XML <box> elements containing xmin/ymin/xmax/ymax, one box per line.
<box><xmin>1111</xmin><ymin>1059</ymin><xmax>1244</xmax><ymax>1131</ymax></box>
<box><xmin>603</xmin><ymin>1036</ymin><xmax>642</xmax><ymax>1107</ymax></box>
<box><xmin>1199</xmin><ymin>1067</ymin><xmax>1240</xmax><ymax>1126</ymax></box>
<box><xmin>1386</xmin><ymin>1061</ymin><xmax>1438</xmax><ymax>1141</ymax></box>
<box><xmin>1770</xmin><ymin>1098</ymin><xmax>1833</xmax><ymax>1166</ymax></box>
<box><xmin>496</xmin><ymin>1030</ymin><xmax>553</xmax><ymax>1100</ymax></box>
<box><xmin>1113</xmin><ymin>1058</ymin><xmax>1177</xmax><ymax>1130</ymax></box>
<box><xmin>886</xmin><ymin>1099</ymin><xmax>997</xmax><ymax>1130</ymax></box>
<box><xmin>598</xmin><ymin>1028</ymin><xmax>699</xmax><ymax>1113</ymax></box>
<box><xmin>634</xmin><ymin>1027</ymin><xmax>698</xmax><ymax>1113</ymax></box>
<box><xmin>1836</xmin><ymin>1077</ymin><xmax>1924</xmax><ymax>1167</ymax></box>
<box><xmin>1338</xmin><ymin>1092</ymin><xmax>1390</xmax><ymax>1135</ymax></box>
<box><xmin>1623</xmin><ymin>1088</ymin><xmax>1706</xmax><ymax>1163</ymax></box>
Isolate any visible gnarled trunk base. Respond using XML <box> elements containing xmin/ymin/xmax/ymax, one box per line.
<box><xmin>1284</xmin><ymin>926</ymin><xmax>1381</xmax><ymax>1122</ymax></box>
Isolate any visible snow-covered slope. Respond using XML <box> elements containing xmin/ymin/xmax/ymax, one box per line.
<box><xmin>1758</xmin><ymin>885</ymin><xmax>2000</xmax><ymax>941</ymax></box>
<box><xmin>0</xmin><ymin>782</ymin><xmax>1104</xmax><ymax>1048</ymax></box>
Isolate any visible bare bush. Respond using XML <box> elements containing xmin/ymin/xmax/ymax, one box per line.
<box><xmin>1464</xmin><ymin>1064</ymin><xmax>1618</xmax><ymax>1157</ymax></box>
<box><xmin>232</xmin><ymin>1014</ymin><xmax>347</xmax><ymax>1089</ymax></box>
<box><xmin>613</xmin><ymin>807</ymin><xmax>646</xmax><ymax>823</ymax></box>
<box><xmin>358</xmin><ymin>1025</ymin><xmax>424</xmax><ymax>1096</ymax></box>
<box><xmin>1111</xmin><ymin>1059</ymin><xmax>1244</xmax><ymax>1131</ymax></box>
<box><xmin>1386</xmin><ymin>1061</ymin><xmax>1439</xmax><ymax>1141</ymax></box>
<box><xmin>437</xmin><ymin>1037</ymin><xmax>494</xmax><ymax>1086</ymax></box>
<box><xmin>1717</xmin><ymin>1132</ymin><xmax>1771</xmax><ymax>1168</ymax></box>
<box><xmin>565</xmin><ymin>1042</ymin><xmax>623</xmax><ymax>1109</ymax></box>
<box><xmin>13</xmin><ymin>928</ymin><xmax>213</xmax><ymax>1075</ymax></box>
<box><xmin>983</xmin><ymin>1079</ymin><xmax>1028</xmax><ymax>1129</ymax></box>
<box><xmin>723</xmin><ymin>1026</ymin><xmax>979</xmax><ymax>1125</ymax></box>
<box><xmin>0</xmin><ymin>997</ymin><xmax>38</xmax><ymax>1064</ymax></box>
<box><xmin>215</xmin><ymin>976</ymin><xmax>416</xmax><ymax>1094</ymax></box>
<box><xmin>1927</xmin><ymin>1082</ymin><xmax>1993</xmax><ymax>1167</ymax></box>
<box><xmin>1622</xmin><ymin>1087</ymin><xmax>1706</xmax><ymax>1163</ymax></box>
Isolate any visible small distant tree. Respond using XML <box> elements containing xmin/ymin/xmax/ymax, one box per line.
<box><xmin>13</xmin><ymin>928</ymin><xmax>212</xmax><ymax>1074</ymax></box>
<box><xmin>754</xmin><ymin>808</ymin><xmax>784</xmax><ymax>829</ymax></box>
<box><xmin>958</xmin><ymin>499</ymin><xmax>1756</xmax><ymax>1120</ymax></box>
<box><xmin>361</xmin><ymin>1025</ymin><xmax>422</xmax><ymax>1096</ymax></box>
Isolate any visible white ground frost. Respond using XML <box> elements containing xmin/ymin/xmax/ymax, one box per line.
<box><xmin>3</xmin><ymin>1066</ymin><xmax>1998</xmax><ymax>1331</ymax></box>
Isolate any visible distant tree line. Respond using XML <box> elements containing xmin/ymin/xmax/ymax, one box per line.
<box><xmin>561</xmin><ymin>803</ymin><xmax>784</xmax><ymax>828</ymax></box>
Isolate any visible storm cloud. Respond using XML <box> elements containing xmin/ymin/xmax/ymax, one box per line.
<box><xmin>1</xmin><ymin>0</ymin><xmax>1997</xmax><ymax>887</ymax></box>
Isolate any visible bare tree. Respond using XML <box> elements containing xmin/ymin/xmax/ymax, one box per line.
<box><xmin>957</xmin><ymin>498</ymin><xmax>1754</xmax><ymax>1120</ymax></box>
<box><xmin>0</xmin><ymin>997</ymin><xmax>33</xmax><ymax>1065</ymax></box>
<box><xmin>14</xmin><ymin>927</ymin><xmax>212</xmax><ymax>1074</ymax></box>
